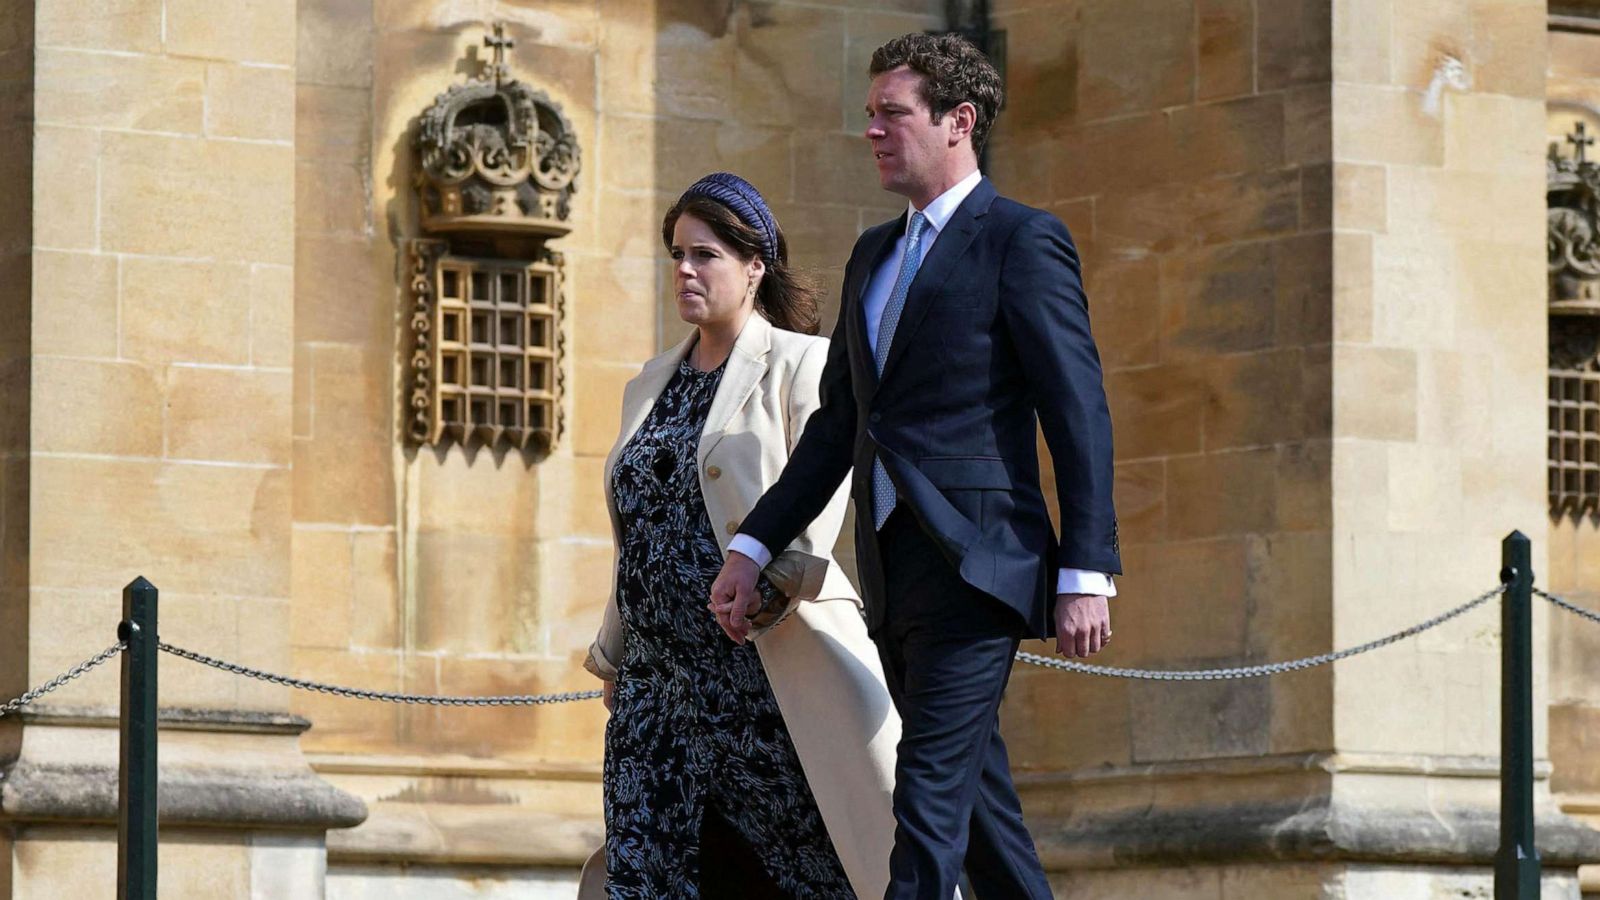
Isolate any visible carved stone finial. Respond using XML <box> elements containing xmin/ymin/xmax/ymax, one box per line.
<box><xmin>1569</xmin><ymin>121</ymin><xmax>1595</xmax><ymax>166</ymax></box>
<box><xmin>484</xmin><ymin>22</ymin><xmax>515</xmax><ymax>86</ymax></box>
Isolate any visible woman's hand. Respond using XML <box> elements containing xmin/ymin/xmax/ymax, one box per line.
<box><xmin>602</xmin><ymin>679</ymin><xmax>616</xmax><ymax>713</ymax></box>
<box><xmin>708</xmin><ymin>551</ymin><xmax>762</xmax><ymax>644</ymax></box>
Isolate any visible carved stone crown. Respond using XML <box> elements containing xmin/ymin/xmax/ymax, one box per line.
<box><xmin>415</xmin><ymin>24</ymin><xmax>581</xmax><ymax>238</ymax></box>
<box><xmin>1549</xmin><ymin>121</ymin><xmax>1600</xmax><ymax>314</ymax></box>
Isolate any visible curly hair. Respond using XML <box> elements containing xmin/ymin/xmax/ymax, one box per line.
<box><xmin>869</xmin><ymin>32</ymin><xmax>1005</xmax><ymax>156</ymax></box>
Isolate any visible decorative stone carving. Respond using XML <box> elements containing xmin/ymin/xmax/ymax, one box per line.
<box><xmin>407</xmin><ymin>24</ymin><xmax>579</xmax><ymax>455</ymax></box>
<box><xmin>1548</xmin><ymin>120</ymin><xmax>1600</xmax><ymax>518</ymax></box>
<box><xmin>1549</xmin><ymin>122</ymin><xmax>1600</xmax><ymax>315</ymax></box>
<box><xmin>415</xmin><ymin>23</ymin><xmax>581</xmax><ymax>237</ymax></box>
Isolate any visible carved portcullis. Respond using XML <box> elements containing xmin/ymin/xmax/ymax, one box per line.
<box><xmin>408</xmin><ymin>24</ymin><xmax>580</xmax><ymax>455</ymax></box>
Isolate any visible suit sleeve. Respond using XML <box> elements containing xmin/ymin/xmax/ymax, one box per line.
<box><xmin>762</xmin><ymin>338</ymin><xmax>854</xmax><ymax>604</ymax></box>
<box><xmin>998</xmin><ymin>212</ymin><xmax>1121</xmax><ymax>575</ymax></box>
<box><xmin>738</xmin><ymin>272</ymin><xmax>859</xmax><ymax>555</ymax></box>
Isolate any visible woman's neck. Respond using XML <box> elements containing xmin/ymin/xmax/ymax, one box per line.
<box><xmin>691</xmin><ymin>307</ymin><xmax>752</xmax><ymax>371</ymax></box>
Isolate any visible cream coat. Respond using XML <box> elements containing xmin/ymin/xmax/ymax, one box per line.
<box><xmin>581</xmin><ymin>313</ymin><xmax>900</xmax><ymax>900</ymax></box>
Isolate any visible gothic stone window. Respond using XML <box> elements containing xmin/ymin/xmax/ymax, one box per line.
<box><xmin>407</xmin><ymin>24</ymin><xmax>580</xmax><ymax>457</ymax></box>
<box><xmin>1548</xmin><ymin>116</ymin><xmax>1600</xmax><ymax>519</ymax></box>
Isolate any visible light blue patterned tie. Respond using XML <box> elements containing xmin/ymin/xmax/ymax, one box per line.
<box><xmin>871</xmin><ymin>211</ymin><xmax>927</xmax><ymax>530</ymax></box>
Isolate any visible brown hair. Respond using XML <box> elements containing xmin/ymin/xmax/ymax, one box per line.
<box><xmin>660</xmin><ymin>197</ymin><xmax>820</xmax><ymax>336</ymax></box>
<box><xmin>869</xmin><ymin>32</ymin><xmax>1005</xmax><ymax>156</ymax></box>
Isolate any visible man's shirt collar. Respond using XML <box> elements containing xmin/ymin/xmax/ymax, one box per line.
<box><xmin>910</xmin><ymin>169</ymin><xmax>983</xmax><ymax>235</ymax></box>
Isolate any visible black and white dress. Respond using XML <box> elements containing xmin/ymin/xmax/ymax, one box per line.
<box><xmin>603</xmin><ymin>358</ymin><xmax>854</xmax><ymax>899</ymax></box>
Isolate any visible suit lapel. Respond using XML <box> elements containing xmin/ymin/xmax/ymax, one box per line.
<box><xmin>698</xmin><ymin>314</ymin><xmax>771</xmax><ymax>468</ymax></box>
<box><xmin>877</xmin><ymin>179</ymin><xmax>994</xmax><ymax>385</ymax></box>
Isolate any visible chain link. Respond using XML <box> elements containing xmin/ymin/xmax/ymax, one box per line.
<box><xmin>1014</xmin><ymin>583</ymin><xmax>1506</xmax><ymax>681</ymax></box>
<box><xmin>1537</xmin><ymin>587</ymin><xmax>1600</xmax><ymax>626</ymax></box>
<box><xmin>157</xmin><ymin>642</ymin><xmax>603</xmax><ymax>706</ymax></box>
<box><xmin>0</xmin><ymin>642</ymin><xmax>127</xmax><ymax>718</ymax></box>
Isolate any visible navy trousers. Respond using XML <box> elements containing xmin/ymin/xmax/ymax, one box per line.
<box><xmin>874</xmin><ymin>509</ymin><xmax>1054</xmax><ymax>900</ymax></box>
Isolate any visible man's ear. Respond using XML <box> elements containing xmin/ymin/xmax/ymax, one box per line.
<box><xmin>948</xmin><ymin>101</ymin><xmax>978</xmax><ymax>147</ymax></box>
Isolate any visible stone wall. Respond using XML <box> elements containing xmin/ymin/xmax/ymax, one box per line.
<box><xmin>27</xmin><ymin>0</ymin><xmax>297</xmax><ymax>714</ymax></box>
<box><xmin>0</xmin><ymin>0</ymin><xmax>34</xmax><ymax>732</ymax></box>
<box><xmin>2</xmin><ymin>0</ymin><xmax>358</xmax><ymax>897</ymax></box>
<box><xmin>989</xmin><ymin>0</ymin><xmax>1336</xmax><ymax>779</ymax></box>
<box><xmin>1327</xmin><ymin>0</ymin><xmax>1549</xmax><ymax>759</ymax></box>
<box><xmin>0</xmin><ymin>1</ymin><xmax>32</xmax><ymax>890</ymax></box>
<box><xmin>987</xmin><ymin>0</ymin><xmax>1595</xmax><ymax>895</ymax></box>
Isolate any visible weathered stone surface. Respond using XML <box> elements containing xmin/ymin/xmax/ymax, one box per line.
<box><xmin>1033</xmin><ymin>795</ymin><xmax>1600</xmax><ymax>869</ymax></box>
<box><xmin>36</xmin><ymin>0</ymin><xmax>162</xmax><ymax>54</ymax></box>
<box><xmin>0</xmin><ymin>758</ymin><xmax>364</xmax><ymax>829</ymax></box>
<box><xmin>100</xmin><ymin>133</ymin><xmax>293</xmax><ymax>263</ymax></box>
<box><xmin>35</xmin><ymin>49</ymin><xmax>204</xmax><ymax>132</ymax></box>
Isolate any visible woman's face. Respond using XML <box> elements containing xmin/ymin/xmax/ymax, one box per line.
<box><xmin>670</xmin><ymin>213</ymin><xmax>764</xmax><ymax>329</ymax></box>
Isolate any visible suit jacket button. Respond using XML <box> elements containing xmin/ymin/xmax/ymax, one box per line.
<box><xmin>726</xmin><ymin>520</ymin><xmax>739</xmax><ymax>535</ymax></box>
<box><xmin>707</xmin><ymin>465</ymin><xmax>722</xmax><ymax>480</ymax></box>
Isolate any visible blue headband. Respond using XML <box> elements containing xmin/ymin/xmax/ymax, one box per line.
<box><xmin>678</xmin><ymin>172</ymin><xmax>780</xmax><ymax>263</ymax></box>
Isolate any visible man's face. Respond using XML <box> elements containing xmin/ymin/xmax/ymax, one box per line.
<box><xmin>864</xmin><ymin>66</ymin><xmax>951</xmax><ymax>198</ymax></box>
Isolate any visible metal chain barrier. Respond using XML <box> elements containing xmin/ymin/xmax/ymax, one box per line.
<box><xmin>0</xmin><ymin>642</ymin><xmax>127</xmax><ymax>718</ymax></box>
<box><xmin>1014</xmin><ymin>583</ymin><xmax>1507</xmax><ymax>681</ymax></box>
<box><xmin>1537</xmin><ymin>586</ymin><xmax>1600</xmax><ymax>626</ymax></box>
<box><xmin>0</xmin><ymin>581</ymin><xmax>1571</xmax><ymax>715</ymax></box>
<box><xmin>157</xmin><ymin>641</ymin><xmax>603</xmax><ymax>706</ymax></box>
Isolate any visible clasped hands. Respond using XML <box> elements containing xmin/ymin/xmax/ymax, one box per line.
<box><xmin>709</xmin><ymin>551</ymin><xmax>1112</xmax><ymax>658</ymax></box>
<box><xmin>707</xmin><ymin>551</ymin><xmax>765</xmax><ymax>644</ymax></box>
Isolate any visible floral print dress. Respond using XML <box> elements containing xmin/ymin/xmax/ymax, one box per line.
<box><xmin>603</xmin><ymin>358</ymin><xmax>854</xmax><ymax>899</ymax></box>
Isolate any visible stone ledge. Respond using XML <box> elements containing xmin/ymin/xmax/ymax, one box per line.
<box><xmin>326</xmin><ymin>801</ymin><xmax>601</xmax><ymax>867</ymax></box>
<box><xmin>1033</xmin><ymin>799</ymin><xmax>1600</xmax><ymax>870</ymax></box>
<box><xmin>1553</xmin><ymin>1</ymin><xmax>1600</xmax><ymax>19</ymax></box>
<box><xmin>0</xmin><ymin>759</ymin><xmax>367</xmax><ymax>830</ymax></box>
<box><xmin>19</xmin><ymin>704</ymin><xmax>311</xmax><ymax>735</ymax></box>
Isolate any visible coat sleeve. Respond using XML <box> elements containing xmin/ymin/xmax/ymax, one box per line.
<box><xmin>585</xmin><ymin>391</ymin><xmax>632</xmax><ymax>683</ymax></box>
<box><xmin>583</xmin><ymin>578</ymin><xmax>622</xmax><ymax>682</ymax></box>
<box><xmin>584</xmin><ymin>493</ymin><xmax>625</xmax><ymax>681</ymax></box>
<box><xmin>763</xmin><ymin>338</ymin><xmax>853</xmax><ymax>605</ymax></box>
<box><xmin>738</xmin><ymin>264</ymin><xmax>860</xmax><ymax>555</ymax></box>
<box><xmin>997</xmin><ymin>211</ymin><xmax>1121</xmax><ymax>574</ymax></box>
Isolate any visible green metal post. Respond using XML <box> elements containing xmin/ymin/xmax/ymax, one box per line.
<box><xmin>1495</xmin><ymin>531</ymin><xmax>1539</xmax><ymax>899</ymax></box>
<box><xmin>118</xmin><ymin>577</ymin><xmax>158</xmax><ymax>900</ymax></box>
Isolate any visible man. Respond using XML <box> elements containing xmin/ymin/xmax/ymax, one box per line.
<box><xmin>709</xmin><ymin>32</ymin><xmax>1120</xmax><ymax>900</ymax></box>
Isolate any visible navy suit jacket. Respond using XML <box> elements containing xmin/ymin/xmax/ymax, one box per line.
<box><xmin>740</xmin><ymin>177</ymin><xmax>1120</xmax><ymax>638</ymax></box>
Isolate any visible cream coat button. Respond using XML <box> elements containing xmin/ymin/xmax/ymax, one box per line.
<box><xmin>707</xmin><ymin>465</ymin><xmax>722</xmax><ymax>480</ymax></box>
<box><xmin>725</xmin><ymin>520</ymin><xmax>739</xmax><ymax>535</ymax></box>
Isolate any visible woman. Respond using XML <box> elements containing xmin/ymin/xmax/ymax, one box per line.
<box><xmin>581</xmin><ymin>173</ymin><xmax>900</xmax><ymax>899</ymax></box>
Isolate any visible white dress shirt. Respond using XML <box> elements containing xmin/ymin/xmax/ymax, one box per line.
<box><xmin>730</xmin><ymin>170</ymin><xmax>1116</xmax><ymax>598</ymax></box>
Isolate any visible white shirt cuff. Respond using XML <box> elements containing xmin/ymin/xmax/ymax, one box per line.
<box><xmin>733</xmin><ymin>537</ymin><xmax>1109</xmax><ymax>596</ymax></box>
<box><xmin>1057</xmin><ymin>568</ymin><xmax>1116</xmax><ymax>597</ymax></box>
<box><xmin>728</xmin><ymin>534</ymin><xmax>774</xmax><ymax>569</ymax></box>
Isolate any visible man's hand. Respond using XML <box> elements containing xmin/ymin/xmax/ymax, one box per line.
<box><xmin>1054</xmin><ymin>593</ymin><xmax>1111</xmax><ymax>658</ymax></box>
<box><xmin>708</xmin><ymin>551</ymin><xmax>762</xmax><ymax>644</ymax></box>
<box><xmin>602</xmin><ymin>679</ymin><xmax>615</xmax><ymax>713</ymax></box>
